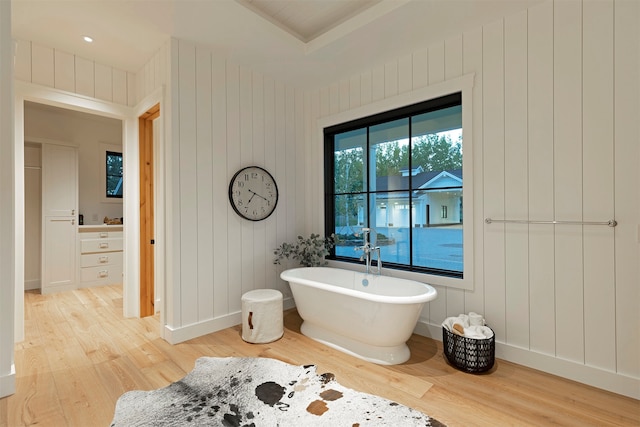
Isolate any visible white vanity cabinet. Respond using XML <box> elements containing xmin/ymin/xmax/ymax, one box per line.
<box><xmin>78</xmin><ymin>225</ymin><xmax>123</xmax><ymax>287</ymax></box>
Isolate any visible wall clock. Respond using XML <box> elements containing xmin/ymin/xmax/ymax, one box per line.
<box><xmin>228</xmin><ymin>166</ymin><xmax>279</xmax><ymax>221</ymax></box>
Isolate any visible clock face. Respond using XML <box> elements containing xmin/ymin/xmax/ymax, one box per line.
<box><xmin>228</xmin><ymin>166</ymin><xmax>278</xmax><ymax>221</ymax></box>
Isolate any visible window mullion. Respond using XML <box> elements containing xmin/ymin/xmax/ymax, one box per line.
<box><xmin>408</xmin><ymin>118</ymin><xmax>413</xmax><ymax>268</ymax></box>
<box><xmin>366</xmin><ymin>126</ymin><xmax>371</xmax><ymax>229</ymax></box>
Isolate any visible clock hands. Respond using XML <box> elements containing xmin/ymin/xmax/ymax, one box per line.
<box><xmin>247</xmin><ymin>189</ymin><xmax>268</xmax><ymax>203</ymax></box>
<box><xmin>247</xmin><ymin>191</ymin><xmax>256</xmax><ymax>204</ymax></box>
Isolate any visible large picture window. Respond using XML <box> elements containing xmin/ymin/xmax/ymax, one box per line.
<box><xmin>324</xmin><ymin>92</ymin><xmax>463</xmax><ymax>278</ymax></box>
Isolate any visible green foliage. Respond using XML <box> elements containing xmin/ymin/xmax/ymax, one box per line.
<box><xmin>334</xmin><ymin>133</ymin><xmax>462</xmax><ymax>196</ymax></box>
<box><xmin>333</xmin><ymin>133</ymin><xmax>462</xmax><ymax>222</ymax></box>
<box><xmin>273</xmin><ymin>233</ymin><xmax>336</xmax><ymax>267</ymax></box>
<box><xmin>334</xmin><ymin>232</ymin><xmax>395</xmax><ymax>246</ymax></box>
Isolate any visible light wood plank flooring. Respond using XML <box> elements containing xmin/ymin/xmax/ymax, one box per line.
<box><xmin>1</xmin><ymin>285</ymin><xmax>638</xmax><ymax>426</ymax></box>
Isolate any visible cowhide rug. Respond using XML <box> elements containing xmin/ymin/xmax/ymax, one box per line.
<box><xmin>111</xmin><ymin>356</ymin><xmax>445</xmax><ymax>426</ymax></box>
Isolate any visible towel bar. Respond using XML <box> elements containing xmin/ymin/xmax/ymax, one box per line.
<box><xmin>484</xmin><ymin>218</ymin><xmax>617</xmax><ymax>227</ymax></box>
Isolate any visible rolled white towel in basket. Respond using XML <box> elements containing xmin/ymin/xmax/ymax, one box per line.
<box><xmin>443</xmin><ymin>313</ymin><xmax>493</xmax><ymax>339</ymax></box>
<box><xmin>469</xmin><ymin>312</ymin><xmax>485</xmax><ymax>326</ymax></box>
<box><xmin>464</xmin><ymin>325</ymin><xmax>494</xmax><ymax>339</ymax></box>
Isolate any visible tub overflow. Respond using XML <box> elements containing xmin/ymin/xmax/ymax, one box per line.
<box><xmin>362</xmin><ymin>278</ymin><xmax>369</xmax><ymax>287</ymax></box>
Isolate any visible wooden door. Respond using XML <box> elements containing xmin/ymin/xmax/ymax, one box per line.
<box><xmin>139</xmin><ymin>104</ymin><xmax>159</xmax><ymax>317</ymax></box>
<box><xmin>41</xmin><ymin>144</ymin><xmax>78</xmax><ymax>294</ymax></box>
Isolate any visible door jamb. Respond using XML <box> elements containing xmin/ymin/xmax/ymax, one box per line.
<box><xmin>139</xmin><ymin>103</ymin><xmax>159</xmax><ymax>317</ymax></box>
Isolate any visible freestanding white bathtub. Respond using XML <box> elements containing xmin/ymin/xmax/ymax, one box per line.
<box><xmin>280</xmin><ymin>267</ymin><xmax>438</xmax><ymax>365</ymax></box>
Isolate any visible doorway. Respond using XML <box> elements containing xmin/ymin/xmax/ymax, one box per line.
<box><xmin>23</xmin><ymin>102</ymin><xmax>122</xmax><ymax>296</ymax></box>
<box><xmin>14</xmin><ymin>84</ymin><xmax>165</xmax><ymax>343</ymax></box>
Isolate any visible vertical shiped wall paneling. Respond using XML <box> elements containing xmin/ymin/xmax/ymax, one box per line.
<box><xmin>613</xmin><ymin>0</ymin><xmax>639</xmax><ymax>380</ymax></box>
<box><xmin>195</xmin><ymin>47</ymin><xmax>214</xmax><ymax>321</ymax></box>
<box><xmin>308</xmin><ymin>0</ymin><xmax>638</xmax><ymax>387</ymax></box>
<box><xmin>526</xmin><ymin>1</ymin><xmax>556</xmax><ymax>356</ymax></box>
<box><xmin>482</xmin><ymin>19</ymin><xmax>507</xmax><ymax>340</ymax></box>
<box><xmin>13</xmin><ymin>40</ymin><xmax>135</xmax><ymax>107</ymax></box>
<box><xmin>553</xmin><ymin>0</ymin><xmax>584</xmax><ymax>363</ymax></box>
<box><xmin>136</xmin><ymin>39</ymin><xmax>170</xmax><ymax>104</ymax></box>
<box><xmin>308</xmin><ymin>37</ymin><xmax>475</xmax><ymax>329</ymax></box>
<box><xmin>0</xmin><ymin>0</ymin><xmax>15</xmax><ymax>398</ymax></box>
<box><xmin>503</xmin><ymin>10</ymin><xmax>529</xmax><ymax>350</ymax></box>
<box><xmin>581</xmin><ymin>0</ymin><xmax>616</xmax><ymax>372</ymax></box>
<box><xmin>169</xmin><ymin>40</ymin><xmax>301</xmax><ymax>329</ymax></box>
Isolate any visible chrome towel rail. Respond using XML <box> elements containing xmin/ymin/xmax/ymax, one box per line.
<box><xmin>485</xmin><ymin>218</ymin><xmax>617</xmax><ymax>227</ymax></box>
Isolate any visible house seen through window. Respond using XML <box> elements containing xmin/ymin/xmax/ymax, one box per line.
<box><xmin>324</xmin><ymin>92</ymin><xmax>463</xmax><ymax>278</ymax></box>
<box><xmin>106</xmin><ymin>151</ymin><xmax>123</xmax><ymax>198</ymax></box>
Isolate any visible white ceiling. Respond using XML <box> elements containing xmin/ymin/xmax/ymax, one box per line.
<box><xmin>237</xmin><ymin>0</ymin><xmax>383</xmax><ymax>42</ymax></box>
<box><xmin>11</xmin><ymin>0</ymin><xmax>543</xmax><ymax>89</ymax></box>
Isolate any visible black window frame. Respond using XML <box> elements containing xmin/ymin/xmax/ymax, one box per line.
<box><xmin>324</xmin><ymin>92</ymin><xmax>463</xmax><ymax>279</ymax></box>
<box><xmin>106</xmin><ymin>150</ymin><xmax>123</xmax><ymax>199</ymax></box>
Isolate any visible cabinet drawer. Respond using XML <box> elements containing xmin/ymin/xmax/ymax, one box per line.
<box><xmin>80</xmin><ymin>238</ymin><xmax>123</xmax><ymax>253</ymax></box>
<box><xmin>79</xmin><ymin>230</ymin><xmax>123</xmax><ymax>239</ymax></box>
<box><xmin>80</xmin><ymin>264</ymin><xmax>123</xmax><ymax>283</ymax></box>
<box><xmin>80</xmin><ymin>252</ymin><xmax>122</xmax><ymax>268</ymax></box>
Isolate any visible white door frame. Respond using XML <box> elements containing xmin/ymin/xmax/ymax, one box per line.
<box><xmin>13</xmin><ymin>81</ymin><xmax>165</xmax><ymax>341</ymax></box>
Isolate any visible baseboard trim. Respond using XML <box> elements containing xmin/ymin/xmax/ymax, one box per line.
<box><xmin>164</xmin><ymin>313</ymin><xmax>242</xmax><ymax>344</ymax></box>
<box><xmin>414</xmin><ymin>320</ymin><xmax>639</xmax><ymax>400</ymax></box>
<box><xmin>283</xmin><ymin>296</ymin><xmax>296</xmax><ymax>311</ymax></box>
<box><xmin>164</xmin><ymin>297</ymin><xmax>296</xmax><ymax>345</ymax></box>
<box><xmin>0</xmin><ymin>363</ymin><xmax>16</xmax><ymax>398</ymax></box>
<box><xmin>24</xmin><ymin>279</ymin><xmax>40</xmax><ymax>291</ymax></box>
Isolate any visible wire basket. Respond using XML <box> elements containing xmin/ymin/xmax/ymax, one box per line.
<box><xmin>442</xmin><ymin>326</ymin><xmax>495</xmax><ymax>373</ymax></box>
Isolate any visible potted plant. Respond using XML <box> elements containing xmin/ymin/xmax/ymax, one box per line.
<box><xmin>273</xmin><ymin>233</ymin><xmax>335</xmax><ymax>267</ymax></box>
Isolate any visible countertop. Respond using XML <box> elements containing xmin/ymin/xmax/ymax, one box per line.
<box><xmin>78</xmin><ymin>224</ymin><xmax>123</xmax><ymax>232</ymax></box>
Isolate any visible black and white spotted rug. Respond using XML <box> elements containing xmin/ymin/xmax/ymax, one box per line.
<box><xmin>110</xmin><ymin>356</ymin><xmax>445</xmax><ymax>426</ymax></box>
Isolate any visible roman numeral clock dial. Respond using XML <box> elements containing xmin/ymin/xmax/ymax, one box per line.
<box><xmin>228</xmin><ymin>166</ymin><xmax>279</xmax><ymax>221</ymax></box>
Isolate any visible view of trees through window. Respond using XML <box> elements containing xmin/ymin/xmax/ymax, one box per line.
<box><xmin>106</xmin><ymin>151</ymin><xmax>123</xmax><ymax>198</ymax></box>
<box><xmin>325</xmin><ymin>93</ymin><xmax>464</xmax><ymax>277</ymax></box>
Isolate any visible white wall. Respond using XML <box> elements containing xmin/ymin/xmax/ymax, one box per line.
<box><xmin>24</xmin><ymin>144</ymin><xmax>41</xmax><ymax>290</ymax></box>
<box><xmin>134</xmin><ymin>1</ymin><xmax>638</xmax><ymax>398</ymax></box>
<box><xmin>307</xmin><ymin>0</ymin><xmax>639</xmax><ymax>398</ymax></box>
<box><xmin>14</xmin><ymin>40</ymin><xmax>136</xmax><ymax>107</ymax></box>
<box><xmin>137</xmin><ymin>39</ymin><xmax>305</xmax><ymax>343</ymax></box>
<box><xmin>7</xmin><ymin>0</ymin><xmax>636</xmax><ymax>400</ymax></box>
<box><xmin>0</xmin><ymin>0</ymin><xmax>15</xmax><ymax>399</ymax></box>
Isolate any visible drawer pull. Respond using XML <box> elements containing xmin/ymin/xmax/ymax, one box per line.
<box><xmin>99</xmin><ymin>242</ymin><xmax>109</xmax><ymax>249</ymax></box>
<box><xmin>98</xmin><ymin>270</ymin><xmax>109</xmax><ymax>278</ymax></box>
<box><xmin>99</xmin><ymin>232</ymin><xmax>108</xmax><ymax>238</ymax></box>
<box><xmin>99</xmin><ymin>256</ymin><xmax>109</xmax><ymax>263</ymax></box>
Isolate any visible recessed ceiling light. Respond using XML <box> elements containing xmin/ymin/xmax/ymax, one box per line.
<box><xmin>83</xmin><ymin>36</ymin><xmax>93</xmax><ymax>43</ymax></box>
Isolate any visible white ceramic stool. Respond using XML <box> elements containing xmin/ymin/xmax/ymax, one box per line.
<box><xmin>241</xmin><ymin>289</ymin><xmax>284</xmax><ymax>343</ymax></box>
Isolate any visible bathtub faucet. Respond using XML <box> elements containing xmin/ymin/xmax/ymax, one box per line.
<box><xmin>354</xmin><ymin>228</ymin><xmax>382</xmax><ymax>275</ymax></box>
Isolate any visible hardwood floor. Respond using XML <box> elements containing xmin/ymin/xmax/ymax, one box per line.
<box><xmin>1</xmin><ymin>284</ymin><xmax>638</xmax><ymax>426</ymax></box>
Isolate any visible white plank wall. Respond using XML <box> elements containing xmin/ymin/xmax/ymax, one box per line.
<box><xmin>462</xmin><ymin>26</ymin><xmax>485</xmax><ymax>320</ymax></box>
<box><xmin>613</xmin><ymin>0</ymin><xmax>639</xmax><ymax>380</ymax></box>
<box><xmin>10</xmin><ymin>0</ymin><xmax>636</xmax><ymax>399</ymax></box>
<box><xmin>482</xmin><ymin>19</ymin><xmax>507</xmax><ymax>342</ymax></box>
<box><xmin>130</xmin><ymin>0</ymin><xmax>637</xmax><ymax>396</ymax></box>
<box><xmin>0</xmin><ymin>0</ymin><xmax>15</xmax><ymax>399</ymax></box>
<box><xmin>13</xmin><ymin>40</ymin><xmax>136</xmax><ymax>107</ymax></box>
<box><xmin>503</xmin><ymin>10</ymin><xmax>529</xmax><ymax>350</ymax></box>
<box><xmin>582</xmin><ymin>0</ymin><xmax>616</xmax><ymax>372</ymax></box>
<box><xmin>195</xmin><ymin>47</ymin><xmax>214</xmax><ymax>322</ymax></box>
<box><xmin>553</xmin><ymin>0</ymin><xmax>584</xmax><ymax>363</ymax></box>
<box><xmin>306</xmin><ymin>0</ymin><xmax>639</xmax><ymax>395</ymax></box>
<box><xmin>526</xmin><ymin>0</ymin><xmax>556</xmax><ymax>357</ymax></box>
<box><xmin>147</xmin><ymin>39</ymin><xmax>301</xmax><ymax>333</ymax></box>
